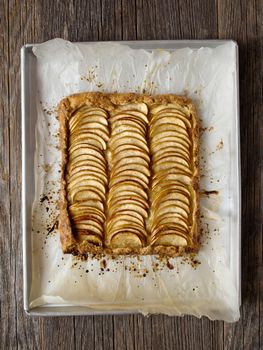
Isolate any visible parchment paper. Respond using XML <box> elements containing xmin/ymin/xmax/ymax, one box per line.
<box><xmin>30</xmin><ymin>39</ymin><xmax>240</xmax><ymax>321</ymax></box>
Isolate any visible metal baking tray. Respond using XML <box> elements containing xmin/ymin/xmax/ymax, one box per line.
<box><xmin>21</xmin><ymin>40</ymin><xmax>240</xmax><ymax>316</ymax></box>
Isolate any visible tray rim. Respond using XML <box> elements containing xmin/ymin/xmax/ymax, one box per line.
<box><xmin>21</xmin><ymin>39</ymin><xmax>241</xmax><ymax>317</ymax></box>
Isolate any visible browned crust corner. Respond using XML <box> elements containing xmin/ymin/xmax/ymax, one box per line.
<box><xmin>57</xmin><ymin>92</ymin><xmax>200</xmax><ymax>257</ymax></box>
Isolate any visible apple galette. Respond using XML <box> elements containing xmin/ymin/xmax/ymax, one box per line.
<box><xmin>58</xmin><ymin>93</ymin><xmax>199</xmax><ymax>256</ymax></box>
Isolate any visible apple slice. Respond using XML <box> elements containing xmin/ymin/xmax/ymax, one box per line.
<box><xmin>155</xmin><ymin>113</ymin><xmax>192</xmax><ymax>129</ymax></box>
<box><xmin>109</xmin><ymin>136</ymin><xmax>149</xmax><ymax>153</ymax></box>
<box><xmin>108</xmin><ymin>230</ymin><xmax>146</xmax><ymax>248</ymax></box>
<box><xmin>69</xmin><ymin>107</ymin><xmax>108</xmax><ymax>129</ymax></box>
<box><xmin>111</xmin><ymin>125</ymin><xmax>145</xmax><ymax>138</ymax></box>
<box><xmin>69</xmin><ymin>204</ymin><xmax>105</xmax><ymax>216</ymax></box>
<box><xmin>153</xmin><ymin>203</ymin><xmax>189</xmax><ymax>220</ymax></box>
<box><xmin>152</xmin><ymin>198</ymin><xmax>190</xmax><ymax>218</ymax></box>
<box><xmin>151</xmin><ymin>112</ymin><xmax>191</xmax><ymax>130</ymax></box>
<box><xmin>111</xmin><ymin>146</ymin><xmax>150</xmax><ymax>163</ymax></box>
<box><xmin>72</xmin><ymin>118</ymin><xmax>109</xmax><ymax>131</ymax></box>
<box><xmin>153</xmin><ymin>161</ymin><xmax>191</xmax><ymax>175</ymax></box>
<box><xmin>69</xmin><ymin>136</ymin><xmax>106</xmax><ymax>151</ymax></box>
<box><xmin>69</xmin><ymin>159</ymin><xmax>106</xmax><ymax>174</ymax></box>
<box><xmin>68</xmin><ymin>183</ymin><xmax>106</xmax><ymax>203</ymax></box>
<box><xmin>152</xmin><ymin>168</ymin><xmax>192</xmax><ymax>183</ymax></box>
<box><xmin>152</xmin><ymin>182</ymin><xmax>191</xmax><ymax>199</ymax></box>
<box><xmin>67</xmin><ymin>179</ymin><xmax>106</xmax><ymax>198</ymax></box>
<box><xmin>68</xmin><ymin>154</ymin><xmax>106</xmax><ymax>169</ymax></box>
<box><xmin>151</xmin><ymin>141</ymin><xmax>190</xmax><ymax>158</ymax></box>
<box><xmin>69</xmin><ymin>185</ymin><xmax>106</xmax><ymax>203</ymax></box>
<box><xmin>150</xmin><ymin>104</ymin><xmax>189</xmax><ymax>118</ymax></box>
<box><xmin>109</xmin><ymin>112</ymin><xmax>148</xmax><ymax>127</ymax></box>
<box><xmin>76</xmin><ymin>232</ymin><xmax>103</xmax><ymax>246</ymax></box>
<box><xmin>151</xmin><ymin>227</ymin><xmax>189</xmax><ymax>241</ymax></box>
<box><xmin>151</xmin><ymin>234</ymin><xmax>188</xmax><ymax>247</ymax></box>
<box><xmin>107</xmin><ymin>224</ymin><xmax>146</xmax><ymax>241</ymax></box>
<box><xmin>109</xmin><ymin>174</ymin><xmax>148</xmax><ymax>189</ymax></box>
<box><xmin>108</xmin><ymin>189</ymin><xmax>147</xmax><ymax>204</ymax></box>
<box><xmin>70</xmin><ymin>213</ymin><xmax>104</xmax><ymax>225</ymax></box>
<box><xmin>73</xmin><ymin>222</ymin><xmax>103</xmax><ymax>236</ymax></box>
<box><xmin>151</xmin><ymin>183</ymin><xmax>191</xmax><ymax>200</ymax></box>
<box><xmin>108</xmin><ymin>202</ymin><xmax>148</xmax><ymax>218</ymax></box>
<box><xmin>68</xmin><ymin>168</ymin><xmax>108</xmax><ymax>185</ymax></box>
<box><xmin>70</xmin><ymin>128</ymin><xmax>109</xmax><ymax>143</ymax></box>
<box><xmin>111</xmin><ymin>103</ymin><xmax>148</xmax><ymax>120</ymax></box>
<box><xmin>152</xmin><ymin>199</ymin><xmax>190</xmax><ymax>219</ymax></box>
<box><xmin>69</xmin><ymin>145</ymin><xmax>105</xmax><ymax>162</ymax></box>
<box><xmin>69</xmin><ymin>208</ymin><xmax>105</xmax><ymax>223</ymax></box>
<box><xmin>152</xmin><ymin>223</ymin><xmax>188</xmax><ymax>238</ymax></box>
<box><xmin>150</xmin><ymin>116</ymin><xmax>187</xmax><ymax>130</ymax></box>
<box><xmin>108</xmin><ymin>195</ymin><xmax>149</xmax><ymax>210</ymax></box>
<box><xmin>152</xmin><ymin>190</ymin><xmax>190</xmax><ymax>207</ymax></box>
<box><xmin>152</xmin><ymin>196</ymin><xmax>190</xmax><ymax>214</ymax></box>
<box><xmin>151</xmin><ymin>138</ymin><xmax>190</xmax><ymax>155</ymax></box>
<box><xmin>111</xmin><ymin>120</ymin><xmax>146</xmax><ymax>135</ymax></box>
<box><xmin>69</xmin><ymin>142</ymin><xmax>104</xmax><ymax>155</ymax></box>
<box><xmin>70</xmin><ymin>114</ymin><xmax>108</xmax><ymax>132</ymax></box>
<box><xmin>151</xmin><ymin>130</ymin><xmax>191</xmax><ymax>146</ymax></box>
<box><xmin>69</xmin><ymin>200</ymin><xmax>104</xmax><ymax>211</ymax></box>
<box><xmin>107</xmin><ymin>218</ymin><xmax>145</xmax><ymax>233</ymax></box>
<box><xmin>110</xmin><ymin>170</ymin><xmax>149</xmax><ymax>187</ymax></box>
<box><xmin>112</xmin><ymin>102</ymin><xmax>148</xmax><ymax>115</ymax></box>
<box><xmin>109</xmin><ymin>182</ymin><xmax>148</xmax><ymax>199</ymax></box>
<box><xmin>108</xmin><ymin>232</ymin><xmax>143</xmax><ymax>249</ymax></box>
<box><xmin>112</xmin><ymin>163</ymin><xmax>150</xmax><ymax>178</ymax></box>
<box><xmin>150</xmin><ymin>123</ymin><xmax>189</xmax><ymax>138</ymax></box>
<box><xmin>68</xmin><ymin>170</ymin><xmax>107</xmax><ymax>186</ymax></box>
<box><xmin>153</xmin><ymin>200</ymin><xmax>190</xmax><ymax>220</ymax></box>
<box><xmin>110</xmin><ymin>114</ymin><xmax>147</xmax><ymax>130</ymax></box>
<box><xmin>109</xmin><ymin>199</ymin><xmax>148</xmax><ymax>214</ymax></box>
<box><xmin>112</xmin><ymin>155</ymin><xmax>149</xmax><ymax>169</ymax></box>
<box><xmin>68</xmin><ymin>161</ymin><xmax>107</xmax><ymax>174</ymax></box>
<box><xmin>152</xmin><ymin>150</ymin><xmax>190</xmax><ymax>164</ymax></box>
<box><xmin>71</xmin><ymin>123</ymin><xmax>109</xmax><ymax>138</ymax></box>
<box><xmin>110</xmin><ymin>130</ymin><xmax>147</xmax><ymax>146</ymax></box>
<box><xmin>107</xmin><ymin>213</ymin><xmax>144</xmax><ymax>227</ymax></box>
<box><xmin>72</xmin><ymin>218</ymin><xmax>104</xmax><ymax>234</ymax></box>
<box><xmin>152</xmin><ymin>171</ymin><xmax>191</xmax><ymax>187</ymax></box>
<box><xmin>107</xmin><ymin>209</ymin><xmax>145</xmax><ymax>224</ymax></box>
<box><xmin>154</xmin><ymin>154</ymin><xmax>190</xmax><ymax>169</ymax></box>
<box><xmin>152</xmin><ymin>214</ymin><xmax>189</xmax><ymax>231</ymax></box>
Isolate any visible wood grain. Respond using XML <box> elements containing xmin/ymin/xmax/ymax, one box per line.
<box><xmin>218</xmin><ymin>0</ymin><xmax>263</xmax><ymax>349</ymax></box>
<box><xmin>0</xmin><ymin>0</ymin><xmax>262</xmax><ymax>349</ymax></box>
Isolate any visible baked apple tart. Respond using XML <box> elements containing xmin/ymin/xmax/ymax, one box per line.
<box><xmin>58</xmin><ymin>93</ymin><xmax>199</xmax><ymax>256</ymax></box>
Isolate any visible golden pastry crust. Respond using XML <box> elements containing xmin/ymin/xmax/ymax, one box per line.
<box><xmin>58</xmin><ymin>92</ymin><xmax>199</xmax><ymax>256</ymax></box>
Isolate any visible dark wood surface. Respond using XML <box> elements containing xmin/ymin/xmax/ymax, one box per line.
<box><xmin>0</xmin><ymin>0</ymin><xmax>262</xmax><ymax>349</ymax></box>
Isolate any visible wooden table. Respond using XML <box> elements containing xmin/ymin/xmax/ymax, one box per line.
<box><xmin>1</xmin><ymin>0</ymin><xmax>262</xmax><ymax>349</ymax></box>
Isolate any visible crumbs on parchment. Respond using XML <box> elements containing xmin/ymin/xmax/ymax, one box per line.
<box><xmin>216</xmin><ymin>139</ymin><xmax>224</xmax><ymax>151</ymax></box>
<box><xmin>166</xmin><ymin>261</ymin><xmax>174</xmax><ymax>270</ymax></box>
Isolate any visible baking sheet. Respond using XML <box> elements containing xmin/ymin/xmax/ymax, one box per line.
<box><xmin>22</xmin><ymin>39</ymin><xmax>240</xmax><ymax>321</ymax></box>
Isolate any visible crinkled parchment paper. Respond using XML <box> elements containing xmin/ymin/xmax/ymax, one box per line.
<box><xmin>30</xmin><ymin>39</ymin><xmax>240</xmax><ymax>321</ymax></box>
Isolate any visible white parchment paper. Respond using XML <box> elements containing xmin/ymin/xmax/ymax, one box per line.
<box><xmin>30</xmin><ymin>39</ymin><xmax>240</xmax><ymax>321</ymax></box>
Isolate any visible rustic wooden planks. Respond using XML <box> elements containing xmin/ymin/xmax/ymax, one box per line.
<box><xmin>218</xmin><ymin>0</ymin><xmax>263</xmax><ymax>349</ymax></box>
<box><xmin>0</xmin><ymin>0</ymin><xmax>262</xmax><ymax>349</ymax></box>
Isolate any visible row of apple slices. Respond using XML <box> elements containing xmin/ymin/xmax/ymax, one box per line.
<box><xmin>105</xmin><ymin>103</ymin><xmax>150</xmax><ymax>249</ymax></box>
<box><xmin>149</xmin><ymin>104</ymin><xmax>193</xmax><ymax>247</ymax></box>
<box><xmin>67</xmin><ymin>106</ymin><xmax>109</xmax><ymax>246</ymax></box>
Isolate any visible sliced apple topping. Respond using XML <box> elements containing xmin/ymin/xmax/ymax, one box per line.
<box><xmin>105</xmin><ymin>104</ymin><xmax>150</xmax><ymax>249</ymax></box>
<box><xmin>149</xmin><ymin>103</ymin><xmax>195</xmax><ymax>248</ymax></box>
<box><xmin>62</xmin><ymin>99</ymin><xmax>197</xmax><ymax>253</ymax></box>
<box><xmin>66</xmin><ymin>106</ymin><xmax>109</xmax><ymax>246</ymax></box>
